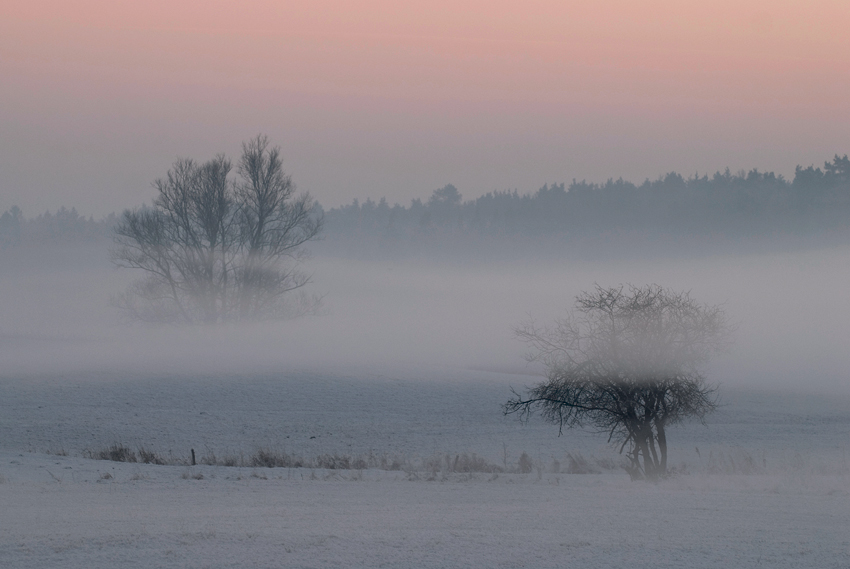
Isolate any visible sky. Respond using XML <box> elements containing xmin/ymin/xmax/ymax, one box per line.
<box><xmin>2</xmin><ymin>0</ymin><xmax>849</xmax><ymax>217</ymax></box>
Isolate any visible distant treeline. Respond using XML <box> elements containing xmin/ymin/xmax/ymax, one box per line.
<box><xmin>322</xmin><ymin>155</ymin><xmax>850</xmax><ymax>259</ymax></box>
<box><xmin>5</xmin><ymin>155</ymin><xmax>850</xmax><ymax>257</ymax></box>
<box><xmin>0</xmin><ymin>206</ymin><xmax>117</xmax><ymax>248</ymax></box>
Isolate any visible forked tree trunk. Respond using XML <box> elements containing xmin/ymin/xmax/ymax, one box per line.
<box><xmin>634</xmin><ymin>433</ymin><xmax>659</xmax><ymax>480</ymax></box>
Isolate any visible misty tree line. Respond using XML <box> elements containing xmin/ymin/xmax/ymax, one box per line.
<box><xmin>5</xmin><ymin>153</ymin><xmax>850</xmax><ymax>254</ymax></box>
<box><xmin>323</xmin><ymin>155</ymin><xmax>850</xmax><ymax>256</ymax></box>
<box><xmin>0</xmin><ymin>205</ymin><xmax>116</xmax><ymax>247</ymax></box>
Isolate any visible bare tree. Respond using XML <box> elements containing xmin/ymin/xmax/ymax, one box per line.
<box><xmin>112</xmin><ymin>136</ymin><xmax>322</xmax><ymax>324</ymax></box>
<box><xmin>234</xmin><ymin>135</ymin><xmax>322</xmax><ymax>320</ymax></box>
<box><xmin>504</xmin><ymin>284</ymin><xmax>732</xmax><ymax>480</ymax></box>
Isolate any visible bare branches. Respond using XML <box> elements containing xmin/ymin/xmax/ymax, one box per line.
<box><xmin>506</xmin><ymin>284</ymin><xmax>731</xmax><ymax>480</ymax></box>
<box><xmin>232</xmin><ymin>135</ymin><xmax>323</xmax><ymax>320</ymax></box>
<box><xmin>112</xmin><ymin>135</ymin><xmax>323</xmax><ymax>324</ymax></box>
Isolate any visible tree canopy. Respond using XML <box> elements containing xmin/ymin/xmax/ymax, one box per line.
<box><xmin>112</xmin><ymin>135</ymin><xmax>322</xmax><ymax>324</ymax></box>
<box><xmin>505</xmin><ymin>284</ymin><xmax>732</xmax><ymax>480</ymax></box>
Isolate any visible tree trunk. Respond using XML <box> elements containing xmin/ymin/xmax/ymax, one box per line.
<box><xmin>655</xmin><ymin>420</ymin><xmax>668</xmax><ymax>475</ymax></box>
<box><xmin>634</xmin><ymin>433</ymin><xmax>658</xmax><ymax>480</ymax></box>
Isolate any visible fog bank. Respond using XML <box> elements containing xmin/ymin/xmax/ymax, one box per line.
<box><xmin>0</xmin><ymin>243</ymin><xmax>848</xmax><ymax>394</ymax></box>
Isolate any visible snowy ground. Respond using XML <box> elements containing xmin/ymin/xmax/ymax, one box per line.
<box><xmin>1</xmin><ymin>246</ymin><xmax>850</xmax><ymax>566</ymax></box>
<box><xmin>1</xmin><ymin>368</ymin><xmax>849</xmax><ymax>568</ymax></box>
<box><xmin>2</xmin><ymin>450</ymin><xmax>849</xmax><ymax>569</ymax></box>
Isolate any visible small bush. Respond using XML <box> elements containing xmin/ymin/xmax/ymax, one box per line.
<box><xmin>251</xmin><ymin>449</ymin><xmax>294</xmax><ymax>468</ymax></box>
<box><xmin>452</xmin><ymin>453</ymin><xmax>502</xmax><ymax>473</ymax></box>
<box><xmin>251</xmin><ymin>449</ymin><xmax>277</xmax><ymax>468</ymax></box>
<box><xmin>423</xmin><ymin>455</ymin><xmax>443</xmax><ymax>474</ymax></box>
<box><xmin>422</xmin><ymin>453</ymin><xmax>502</xmax><ymax>474</ymax></box>
<box><xmin>91</xmin><ymin>444</ymin><xmax>137</xmax><ymax>463</ymax></box>
<box><xmin>138</xmin><ymin>447</ymin><xmax>166</xmax><ymax>465</ymax></box>
<box><xmin>221</xmin><ymin>455</ymin><xmax>240</xmax><ymax>467</ymax></box>
<box><xmin>380</xmin><ymin>455</ymin><xmax>404</xmax><ymax>471</ymax></box>
<box><xmin>316</xmin><ymin>454</ymin><xmax>351</xmax><ymax>470</ymax></box>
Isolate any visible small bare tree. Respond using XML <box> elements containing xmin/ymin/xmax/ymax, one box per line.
<box><xmin>112</xmin><ymin>135</ymin><xmax>322</xmax><ymax>324</ymax></box>
<box><xmin>504</xmin><ymin>284</ymin><xmax>731</xmax><ymax>480</ymax></box>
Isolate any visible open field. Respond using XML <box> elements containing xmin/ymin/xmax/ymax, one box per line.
<box><xmin>1</xmin><ymin>247</ymin><xmax>849</xmax><ymax>566</ymax></box>
<box><xmin>1</xmin><ymin>368</ymin><xmax>849</xmax><ymax>568</ymax></box>
<box><xmin>3</xmin><ymin>451</ymin><xmax>849</xmax><ymax>569</ymax></box>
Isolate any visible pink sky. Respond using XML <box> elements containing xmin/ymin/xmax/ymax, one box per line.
<box><xmin>2</xmin><ymin>0</ymin><xmax>849</xmax><ymax>215</ymax></box>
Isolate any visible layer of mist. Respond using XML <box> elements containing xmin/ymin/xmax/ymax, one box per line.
<box><xmin>1</xmin><ymin>240</ymin><xmax>848</xmax><ymax>395</ymax></box>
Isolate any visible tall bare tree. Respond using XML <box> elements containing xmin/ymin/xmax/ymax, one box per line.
<box><xmin>235</xmin><ymin>135</ymin><xmax>322</xmax><ymax>319</ymax></box>
<box><xmin>504</xmin><ymin>284</ymin><xmax>732</xmax><ymax>480</ymax></box>
<box><xmin>113</xmin><ymin>136</ymin><xmax>322</xmax><ymax>324</ymax></box>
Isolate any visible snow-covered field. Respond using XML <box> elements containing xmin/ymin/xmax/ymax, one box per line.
<box><xmin>1</xmin><ymin>368</ymin><xmax>849</xmax><ymax>568</ymax></box>
<box><xmin>3</xmin><ymin>450</ymin><xmax>848</xmax><ymax>569</ymax></box>
<box><xmin>1</xmin><ymin>246</ymin><xmax>850</xmax><ymax>567</ymax></box>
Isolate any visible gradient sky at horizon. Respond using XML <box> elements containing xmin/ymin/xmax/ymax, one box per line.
<box><xmin>2</xmin><ymin>0</ymin><xmax>849</xmax><ymax>216</ymax></box>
